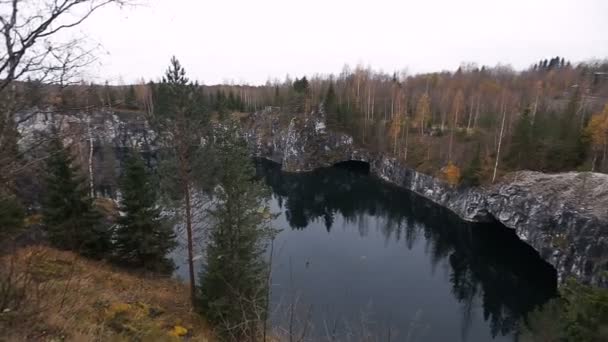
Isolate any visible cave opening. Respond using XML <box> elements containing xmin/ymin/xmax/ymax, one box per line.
<box><xmin>332</xmin><ymin>160</ymin><xmax>370</xmax><ymax>174</ymax></box>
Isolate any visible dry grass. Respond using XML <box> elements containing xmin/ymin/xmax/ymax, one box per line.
<box><xmin>0</xmin><ymin>245</ymin><xmax>213</xmax><ymax>342</ymax></box>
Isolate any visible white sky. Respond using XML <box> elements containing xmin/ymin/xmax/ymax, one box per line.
<box><xmin>77</xmin><ymin>0</ymin><xmax>608</xmax><ymax>85</ymax></box>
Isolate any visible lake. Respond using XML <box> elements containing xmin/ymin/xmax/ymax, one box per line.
<box><xmin>256</xmin><ymin>159</ymin><xmax>556</xmax><ymax>342</ymax></box>
<box><xmin>174</xmin><ymin>159</ymin><xmax>557</xmax><ymax>341</ymax></box>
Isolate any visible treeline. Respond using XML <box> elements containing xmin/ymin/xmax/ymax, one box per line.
<box><xmin>15</xmin><ymin>79</ymin><xmax>269</xmax><ymax>115</ymax></box>
<box><xmin>261</xmin><ymin>58</ymin><xmax>608</xmax><ymax>185</ymax></box>
<box><xmin>18</xmin><ymin>56</ymin><xmax>608</xmax><ymax>185</ymax></box>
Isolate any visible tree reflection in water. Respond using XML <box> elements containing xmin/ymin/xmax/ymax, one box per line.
<box><xmin>255</xmin><ymin>159</ymin><xmax>557</xmax><ymax>340</ymax></box>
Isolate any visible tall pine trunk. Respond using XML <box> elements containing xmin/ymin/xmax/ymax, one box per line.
<box><xmin>179</xmin><ymin>150</ymin><xmax>196</xmax><ymax>307</ymax></box>
<box><xmin>493</xmin><ymin>100</ymin><xmax>507</xmax><ymax>183</ymax></box>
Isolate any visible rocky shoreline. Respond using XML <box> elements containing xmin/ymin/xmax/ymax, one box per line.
<box><xmin>244</xmin><ymin>108</ymin><xmax>608</xmax><ymax>287</ymax></box>
<box><xmin>16</xmin><ymin>108</ymin><xmax>608</xmax><ymax>286</ymax></box>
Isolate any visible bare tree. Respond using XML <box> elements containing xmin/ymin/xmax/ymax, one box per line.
<box><xmin>0</xmin><ymin>0</ymin><xmax>128</xmax><ymax>91</ymax></box>
<box><xmin>0</xmin><ymin>0</ymin><xmax>128</xmax><ymax>192</ymax></box>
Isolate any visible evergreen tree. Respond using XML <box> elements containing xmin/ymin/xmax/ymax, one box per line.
<box><xmin>113</xmin><ymin>153</ymin><xmax>176</xmax><ymax>273</ymax></box>
<box><xmin>125</xmin><ymin>85</ymin><xmax>138</xmax><ymax>109</ymax></box>
<box><xmin>42</xmin><ymin>135</ymin><xmax>110</xmax><ymax>259</ymax></box>
<box><xmin>546</xmin><ymin>88</ymin><xmax>587</xmax><ymax>171</ymax></box>
<box><xmin>324</xmin><ymin>80</ymin><xmax>338</xmax><ymax>127</ymax></box>
<box><xmin>198</xmin><ymin>121</ymin><xmax>276</xmax><ymax>340</ymax></box>
<box><xmin>325</xmin><ymin>80</ymin><xmax>337</xmax><ymax>112</ymax></box>
<box><xmin>103</xmin><ymin>81</ymin><xmax>115</xmax><ymax>107</ymax></box>
<box><xmin>227</xmin><ymin>90</ymin><xmax>236</xmax><ymax>110</ymax></box>
<box><xmin>293</xmin><ymin>76</ymin><xmax>309</xmax><ymax>94</ymax></box>
<box><xmin>152</xmin><ymin>56</ymin><xmax>210</xmax><ymax>306</ymax></box>
<box><xmin>0</xmin><ymin>195</ymin><xmax>24</xmax><ymax>241</ymax></box>
<box><xmin>274</xmin><ymin>85</ymin><xmax>280</xmax><ymax>106</ymax></box>
<box><xmin>506</xmin><ymin>108</ymin><xmax>534</xmax><ymax>169</ymax></box>
<box><xmin>462</xmin><ymin>144</ymin><xmax>482</xmax><ymax>186</ymax></box>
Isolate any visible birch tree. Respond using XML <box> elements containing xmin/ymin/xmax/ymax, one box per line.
<box><xmin>492</xmin><ymin>93</ymin><xmax>508</xmax><ymax>183</ymax></box>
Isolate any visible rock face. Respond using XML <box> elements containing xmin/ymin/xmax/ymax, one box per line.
<box><xmin>245</xmin><ymin>108</ymin><xmax>608</xmax><ymax>287</ymax></box>
<box><xmin>16</xmin><ymin>107</ymin><xmax>608</xmax><ymax>286</ymax></box>
<box><xmin>16</xmin><ymin>109</ymin><xmax>158</xmax><ymax>198</ymax></box>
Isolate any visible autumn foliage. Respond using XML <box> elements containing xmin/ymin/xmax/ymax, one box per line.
<box><xmin>585</xmin><ymin>104</ymin><xmax>608</xmax><ymax>171</ymax></box>
<box><xmin>442</xmin><ymin>162</ymin><xmax>462</xmax><ymax>186</ymax></box>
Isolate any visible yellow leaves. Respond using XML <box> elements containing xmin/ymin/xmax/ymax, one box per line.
<box><xmin>415</xmin><ymin>94</ymin><xmax>431</xmax><ymax>130</ymax></box>
<box><xmin>451</xmin><ymin>89</ymin><xmax>465</xmax><ymax>127</ymax></box>
<box><xmin>585</xmin><ymin>104</ymin><xmax>608</xmax><ymax>152</ymax></box>
<box><xmin>388</xmin><ymin>115</ymin><xmax>405</xmax><ymax>155</ymax></box>
<box><xmin>388</xmin><ymin>116</ymin><xmax>403</xmax><ymax>141</ymax></box>
<box><xmin>442</xmin><ymin>162</ymin><xmax>461</xmax><ymax>186</ymax></box>
<box><xmin>168</xmin><ymin>325</ymin><xmax>188</xmax><ymax>337</ymax></box>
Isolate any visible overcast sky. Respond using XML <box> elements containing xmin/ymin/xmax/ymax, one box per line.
<box><xmin>78</xmin><ymin>0</ymin><xmax>608</xmax><ymax>85</ymax></box>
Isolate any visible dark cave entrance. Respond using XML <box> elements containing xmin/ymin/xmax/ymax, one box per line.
<box><xmin>332</xmin><ymin>160</ymin><xmax>370</xmax><ymax>174</ymax></box>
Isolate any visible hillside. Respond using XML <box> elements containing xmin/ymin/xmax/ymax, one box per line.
<box><xmin>0</xmin><ymin>246</ymin><xmax>212</xmax><ymax>342</ymax></box>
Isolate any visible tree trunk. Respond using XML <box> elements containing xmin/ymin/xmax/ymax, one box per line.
<box><xmin>531</xmin><ymin>92</ymin><xmax>539</xmax><ymax>126</ymax></box>
<box><xmin>88</xmin><ymin>118</ymin><xmax>95</xmax><ymax>198</ymax></box>
<box><xmin>602</xmin><ymin>139</ymin><xmax>607</xmax><ymax>172</ymax></box>
<box><xmin>177</xmin><ymin>121</ymin><xmax>196</xmax><ymax>307</ymax></box>
<box><xmin>473</xmin><ymin>95</ymin><xmax>481</xmax><ymax>129</ymax></box>
<box><xmin>466</xmin><ymin>97</ymin><xmax>474</xmax><ymax>130</ymax></box>
<box><xmin>404</xmin><ymin>120</ymin><xmax>409</xmax><ymax>162</ymax></box>
<box><xmin>182</xmin><ymin>172</ymin><xmax>196</xmax><ymax>308</ymax></box>
<box><xmin>493</xmin><ymin>103</ymin><xmax>507</xmax><ymax>183</ymax></box>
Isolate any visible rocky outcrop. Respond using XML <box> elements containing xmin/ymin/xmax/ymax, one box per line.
<box><xmin>16</xmin><ymin>108</ymin><xmax>158</xmax><ymax>198</ymax></box>
<box><xmin>245</xmin><ymin>108</ymin><xmax>608</xmax><ymax>287</ymax></box>
<box><xmin>16</xmin><ymin>107</ymin><xmax>608</xmax><ymax>286</ymax></box>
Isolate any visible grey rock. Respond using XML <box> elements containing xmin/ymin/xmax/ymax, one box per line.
<box><xmin>244</xmin><ymin>107</ymin><xmax>608</xmax><ymax>287</ymax></box>
<box><xmin>17</xmin><ymin>107</ymin><xmax>608</xmax><ymax>286</ymax></box>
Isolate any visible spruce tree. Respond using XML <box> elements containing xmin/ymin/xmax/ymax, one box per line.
<box><xmin>325</xmin><ymin>81</ymin><xmax>337</xmax><ymax>111</ymax></box>
<box><xmin>125</xmin><ymin>85</ymin><xmax>138</xmax><ymax>109</ymax></box>
<box><xmin>42</xmin><ymin>135</ymin><xmax>110</xmax><ymax>258</ymax></box>
<box><xmin>463</xmin><ymin>144</ymin><xmax>482</xmax><ymax>186</ymax></box>
<box><xmin>506</xmin><ymin>108</ymin><xmax>534</xmax><ymax>169</ymax></box>
<box><xmin>198</xmin><ymin>121</ymin><xmax>276</xmax><ymax>340</ymax></box>
<box><xmin>113</xmin><ymin>153</ymin><xmax>176</xmax><ymax>273</ymax></box>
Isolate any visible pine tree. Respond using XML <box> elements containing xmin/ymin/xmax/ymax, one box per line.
<box><xmin>113</xmin><ymin>153</ymin><xmax>176</xmax><ymax>273</ymax></box>
<box><xmin>506</xmin><ymin>108</ymin><xmax>534</xmax><ymax>169</ymax></box>
<box><xmin>198</xmin><ymin>121</ymin><xmax>276</xmax><ymax>340</ymax></box>
<box><xmin>325</xmin><ymin>80</ymin><xmax>338</xmax><ymax>127</ymax></box>
<box><xmin>293</xmin><ymin>76</ymin><xmax>309</xmax><ymax>94</ymax></box>
<box><xmin>42</xmin><ymin>135</ymin><xmax>110</xmax><ymax>259</ymax></box>
<box><xmin>125</xmin><ymin>85</ymin><xmax>138</xmax><ymax>109</ymax></box>
<box><xmin>152</xmin><ymin>56</ymin><xmax>210</xmax><ymax>307</ymax></box>
<box><xmin>325</xmin><ymin>81</ymin><xmax>336</xmax><ymax>111</ymax></box>
<box><xmin>462</xmin><ymin>144</ymin><xmax>482</xmax><ymax>186</ymax></box>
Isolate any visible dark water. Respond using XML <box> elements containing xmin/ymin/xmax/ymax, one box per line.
<box><xmin>254</xmin><ymin>159</ymin><xmax>557</xmax><ymax>342</ymax></box>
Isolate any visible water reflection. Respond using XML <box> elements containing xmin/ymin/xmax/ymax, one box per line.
<box><xmin>255</xmin><ymin>159</ymin><xmax>557</xmax><ymax>341</ymax></box>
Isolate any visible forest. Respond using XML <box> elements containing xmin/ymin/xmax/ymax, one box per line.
<box><xmin>19</xmin><ymin>56</ymin><xmax>608</xmax><ymax>186</ymax></box>
<box><xmin>1</xmin><ymin>0</ymin><xmax>608</xmax><ymax>341</ymax></box>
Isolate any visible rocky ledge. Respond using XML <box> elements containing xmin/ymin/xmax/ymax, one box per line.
<box><xmin>244</xmin><ymin>108</ymin><xmax>608</xmax><ymax>287</ymax></box>
<box><xmin>15</xmin><ymin>108</ymin><xmax>608</xmax><ymax>286</ymax></box>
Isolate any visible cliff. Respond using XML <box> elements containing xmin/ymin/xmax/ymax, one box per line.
<box><xmin>244</xmin><ymin>108</ymin><xmax>608</xmax><ymax>287</ymax></box>
<box><xmin>16</xmin><ymin>108</ymin><xmax>608</xmax><ymax>286</ymax></box>
<box><xmin>16</xmin><ymin>108</ymin><xmax>158</xmax><ymax>198</ymax></box>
